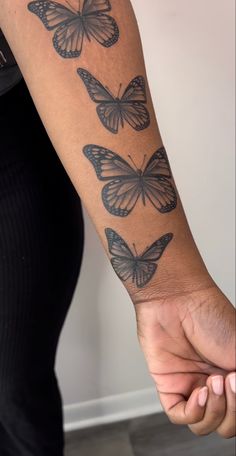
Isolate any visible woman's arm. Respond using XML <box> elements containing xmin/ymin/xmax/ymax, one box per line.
<box><xmin>0</xmin><ymin>0</ymin><xmax>212</xmax><ymax>299</ymax></box>
<box><xmin>0</xmin><ymin>0</ymin><xmax>235</xmax><ymax>437</ymax></box>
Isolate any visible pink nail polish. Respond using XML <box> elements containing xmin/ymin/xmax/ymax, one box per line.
<box><xmin>211</xmin><ymin>376</ymin><xmax>224</xmax><ymax>396</ymax></box>
<box><xmin>229</xmin><ymin>373</ymin><xmax>236</xmax><ymax>394</ymax></box>
<box><xmin>198</xmin><ymin>387</ymin><xmax>208</xmax><ymax>407</ymax></box>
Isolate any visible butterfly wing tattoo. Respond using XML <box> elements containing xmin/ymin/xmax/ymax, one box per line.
<box><xmin>82</xmin><ymin>0</ymin><xmax>119</xmax><ymax>47</ymax></box>
<box><xmin>77</xmin><ymin>68</ymin><xmax>150</xmax><ymax>133</ymax></box>
<box><xmin>105</xmin><ymin>228</ymin><xmax>173</xmax><ymax>288</ymax></box>
<box><xmin>28</xmin><ymin>0</ymin><xmax>119</xmax><ymax>58</ymax></box>
<box><xmin>141</xmin><ymin>147</ymin><xmax>177</xmax><ymax>213</ymax></box>
<box><xmin>83</xmin><ymin>144</ymin><xmax>140</xmax><ymax>216</ymax></box>
<box><xmin>117</xmin><ymin>76</ymin><xmax>150</xmax><ymax>132</ymax></box>
<box><xmin>83</xmin><ymin>145</ymin><xmax>177</xmax><ymax>216</ymax></box>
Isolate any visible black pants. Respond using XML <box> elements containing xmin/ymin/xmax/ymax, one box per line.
<box><xmin>0</xmin><ymin>80</ymin><xmax>84</xmax><ymax>455</ymax></box>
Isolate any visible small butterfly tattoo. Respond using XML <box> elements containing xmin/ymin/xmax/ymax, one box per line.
<box><xmin>83</xmin><ymin>145</ymin><xmax>177</xmax><ymax>216</ymax></box>
<box><xmin>77</xmin><ymin>68</ymin><xmax>150</xmax><ymax>134</ymax></box>
<box><xmin>105</xmin><ymin>228</ymin><xmax>173</xmax><ymax>289</ymax></box>
<box><xmin>28</xmin><ymin>0</ymin><xmax>119</xmax><ymax>59</ymax></box>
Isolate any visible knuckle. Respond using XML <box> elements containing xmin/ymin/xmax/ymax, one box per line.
<box><xmin>166</xmin><ymin>412</ymin><xmax>186</xmax><ymax>426</ymax></box>
<box><xmin>217</xmin><ymin>427</ymin><xmax>236</xmax><ymax>439</ymax></box>
<box><xmin>167</xmin><ymin>414</ymin><xmax>178</xmax><ymax>425</ymax></box>
<box><xmin>188</xmin><ymin>425</ymin><xmax>211</xmax><ymax>437</ymax></box>
<box><xmin>224</xmin><ymin>433</ymin><xmax>236</xmax><ymax>439</ymax></box>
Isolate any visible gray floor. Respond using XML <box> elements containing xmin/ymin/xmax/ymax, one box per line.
<box><xmin>65</xmin><ymin>413</ymin><xmax>235</xmax><ymax>456</ymax></box>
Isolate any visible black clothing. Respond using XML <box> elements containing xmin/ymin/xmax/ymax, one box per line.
<box><xmin>0</xmin><ymin>30</ymin><xmax>22</xmax><ymax>96</ymax></box>
<box><xmin>0</xmin><ymin>79</ymin><xmax>84</xmax><ymax>455</ymax></box>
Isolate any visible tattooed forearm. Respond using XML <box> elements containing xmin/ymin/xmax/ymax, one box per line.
<box><xmin>83</xmin><ymin>145</ymin><xmax>177</xmax><ymax>216</ymax></box>
<box><xmin>27</xmin><ymin>0</ymin><xmax>119</xmax><ymax>59</ymax></box>
<box><xmin>77</xmin><ymin>69</ymin><xmax>150</xmax><ymax>134</ymax></box>
<box><xmin>105</xmin><ymin>228</ymin><xmax>173</xmax><ymax>288</ymax></box>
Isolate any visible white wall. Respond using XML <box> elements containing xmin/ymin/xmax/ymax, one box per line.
<box><xmin>56</xmin><ymin>0</ymin><xmax>235</xmax><ymax>422</ymax></box>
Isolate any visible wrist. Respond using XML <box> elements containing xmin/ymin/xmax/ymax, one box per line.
<box><xmin>125</xmin><ymin>220</ymin><xmax>216</xmax><ymax>304</ymax></box>
<box><xmin>128</xmin><ymin>250</ymin><xmax>215</xmax><ymax>306</ymax></box>
<box><xmin>130</xmin><ymin>271</ymin><xmax>215</xmax><ymax>306</ymax></box>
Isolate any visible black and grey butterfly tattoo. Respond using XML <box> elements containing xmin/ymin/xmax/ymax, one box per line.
<box><xmin>105</xmin><ymin>228</ymin><xmax>173</xmax><ymax>289</ymax></box>
<box><xmin>83</xmin><ymin>145</ymin><xmax>177</xmax><ymax>216</ymax></box>
<box><xmin>77</xmin><ymin>68</ymin><xmax>150</xmax><ymax>134</ymax></box>
<box><xmin>27</xmin><ymin>0</ymin><xmax>119</xmax><ymax>59</ymax></box>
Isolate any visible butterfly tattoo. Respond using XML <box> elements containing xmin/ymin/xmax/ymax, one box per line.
<box><xmin>77</xmin><ymin>68</ymin><xmax>150</xmax><ymax>134</ymax></box>
<box><xmin>105</xmin><ymin>228</ymin><xmax>173</xmax><ymax>289</ymax></box>
<box><xmin>27</xmin><ymin>0</ymin><xmax>119</xmax><ymax>59</ymax></box>
<box><xmin>83</xmin><ymin>145</ymin><xmax>177</xmax><ymax>216</ymax></box>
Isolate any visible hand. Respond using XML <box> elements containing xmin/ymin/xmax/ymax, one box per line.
<box><xmin>134</xmin><ymin>284</ymin><xmax>236</xmax><ymax>438</ymax></box>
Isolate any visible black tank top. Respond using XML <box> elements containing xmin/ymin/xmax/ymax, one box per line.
<box><xmin>0</xmin><ymin>30</ymin><xmax>22</xmax><ymax>96</ymax></box>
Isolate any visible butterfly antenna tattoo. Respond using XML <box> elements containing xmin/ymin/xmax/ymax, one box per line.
<box><xmin>133</xmin><ymin>243</ymin><xmax>139</xmax><ymax>257</ymax></box>
<box><xmin>65</xmin><ymin>1</ymin><xmax>78</xmax><ymax>13</ymax></box>
<box><xmin>117</xmin><ymin>83</ymin><xmax>122</xmax><ymax>99</ymax></box>
<box><xmin>128</xmin><ymin>155</ymin><xmax>140</xmax><ymax>172</ymax></box>
<box><xmin>141</xmin><ymin>154</ymin><xmax>147</xmax><ymax>170</ymax></box>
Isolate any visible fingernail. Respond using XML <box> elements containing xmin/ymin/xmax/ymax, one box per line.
<box><xmin>229</xmin><ymin>373</ymin><xmax>236</xmax><ymax>394</ymax></box>
<box><xmin>198</xmin><ymin>386</ymin><xmax>208</xmax><ymax>407</ymax></box>
<box><xmin>211</xmin><ymin>376</ymin><xmax>224</xmax><ymax>396</ymax></box>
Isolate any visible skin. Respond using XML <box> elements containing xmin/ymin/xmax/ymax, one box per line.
<box><xmin>135</xmin><ymin>286</ymin><xmax>236</xmax><ymax>437</ymax></box>
<box><xmin>0</xmin><ymin>0</ymin><xmax>235</xmax><ymax>438</ymax></box>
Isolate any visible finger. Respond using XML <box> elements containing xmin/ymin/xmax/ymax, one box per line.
<box><xmin>158</xmin><ymin>385</ymin><xmax>208</xmax><ymax>425</ymax></box>
<box><xmin>189</xmin><ymin>375</ymin><xmax>226</xmax><ymax>436</ymax></box>
<box><xmin>216</xmin><ymin>373</ymin><xmax>236</xmax><ymax>438</ymax></box>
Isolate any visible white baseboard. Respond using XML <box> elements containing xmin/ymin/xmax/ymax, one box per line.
<box><xmin>63</xmin><ymin>387</ymin><xmax>163</xmax><ymax>432</ymax></box>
